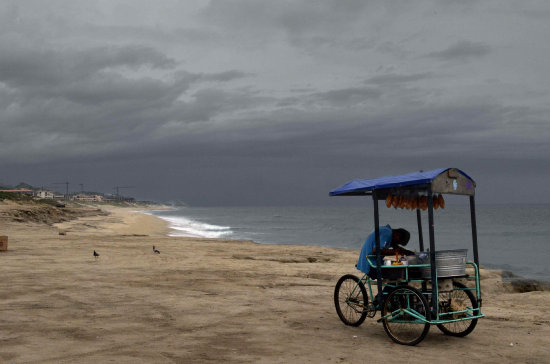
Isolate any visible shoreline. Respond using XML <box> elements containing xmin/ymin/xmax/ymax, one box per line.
<box><xmin>35</xmin><ymin>202</ymin><xmax>550</xmax><ymax>289</ymax></box>
<box><xmin>145</xmin><ymin>207</ymin><xmax>550</xmax><ymax>287</ymax></box>
<box><xmin>1</xmin><ymin>202</ymin><xmax>549</xmax><ymax>362</ymax></box>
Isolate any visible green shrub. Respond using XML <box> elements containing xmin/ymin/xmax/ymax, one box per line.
<box><xmin>0</xmin><ymin>192</ymin><xmax>22</xmax><ymax>200</ymax></box>
<box><xmin>37</xmin><ymin>198</ymin><xmax>60</xmax><ymax>206</ymax></box>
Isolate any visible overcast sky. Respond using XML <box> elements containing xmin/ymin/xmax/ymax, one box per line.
<box><xmin>1</xmin><ymin>0</ymin><xmax>549</xmax><ymax>205</ymax></box>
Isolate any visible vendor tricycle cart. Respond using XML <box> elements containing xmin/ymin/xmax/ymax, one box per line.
<box><xmin>330</xmin><ymin>168</ymin><xmax>484</xmax><ymax>345</ymax></box>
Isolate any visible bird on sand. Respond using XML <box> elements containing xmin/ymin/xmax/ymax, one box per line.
<box><xmin>153</xmin><ymin>246</ymin><xmax>160</xmax><ymax>254</ymax></box>
<box><xmin>93</xmin><ymin>250</ymin><xmax>100</xmax><ymax>259</ymax></box>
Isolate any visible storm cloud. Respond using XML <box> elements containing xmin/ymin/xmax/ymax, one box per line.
<box><xmin>1</xmin><ymin>0</ymin><xmax>549</xmax><ymax>205</ymax></box>
<box><xmin>427</xmin><ymin>41</ymin><xmax>492</xmax><ymax>62</ymax></box>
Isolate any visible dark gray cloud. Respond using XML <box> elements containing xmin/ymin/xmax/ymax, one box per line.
<box><xmin>200</xmin><ymin>0</ymin><xmax>369</xmax><ymax>36</ymax></box>
<box><xmin>427</xmin><ymin>40</ymin><xmax>491</xmax><ymax>61</ymax></box>
<box><xmin>366</xmin><ymin>73</ymin><xmax>433</xmax><ymax>86</ymax></box>
<box><xmin>309</xmin><ymin>87</ymin><xmax>383</xmax><ymax>107</ymax></box>
<box><xmin>0</xmin><ymin>45</ymin><xmax>175</xmax><ymax>87</ymax></box>
<box><xmin>1</xmin><ymin>1</ymin><xmax>549</xmax><ymax>205</ymax></box>
<box><xmin>0</xmin><ymin>34</ymin><xmax>255</xmax><ymax>163</ymax></box>
<box><xmin>201</xmin><ymin>70</ymin><xmax>249</xmax><ymax>82</ymax></box>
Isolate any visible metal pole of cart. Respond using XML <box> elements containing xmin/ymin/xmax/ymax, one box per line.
<box><xmin>427</xmin><ymin>185</ymin><xmax>438</xmax><ymax>319</ymax></box>
<box><xmin>373</xmin><ymin>191</ymin><xmax>384</xmax><ymax>308</ymax></box>
<box><xmin>470</xmin><ymin>196</ymin><xmax>480</xmax><ymax>267</ymax></box>
<box><xmin>416</xmin><ymin>208</ymin><xmax>424</xmax><ymax>252</ymax></box>
<box><xmin>417</xmin><ymin>204</ymin><xmax>428</xmax><ymax>293</ymax></box>
<box><xmin>470</xmin><ymin>195</ymin><xmax>481</xmax><ymax>305</ymax></box>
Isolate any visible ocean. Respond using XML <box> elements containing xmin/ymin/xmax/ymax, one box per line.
<box><xmin>148</xmin><ymin>204</ymin><xmax>550</xmax><ymax>282</ymax></box>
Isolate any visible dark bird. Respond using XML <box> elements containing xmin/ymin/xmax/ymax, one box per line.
<box><xmin>93</xmin><ymin>250</ymin><xmax>99</xmax><ymax>258</ymax></box>
<box><xmin>153</xmin><ymin>246</ymin><xmax>160</xmax><ymax>254</ymax></box>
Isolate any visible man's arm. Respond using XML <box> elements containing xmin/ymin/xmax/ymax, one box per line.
<box><xmin>374</xmin><ymin>247</ymin><xmax>414</xmax><ymax>256</ymax></box>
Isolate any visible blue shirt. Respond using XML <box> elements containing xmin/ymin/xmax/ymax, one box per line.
<box><xmin>356</xmin><ymin>225</ymin><xmax>393</xmax><ymax>274</ymax></box>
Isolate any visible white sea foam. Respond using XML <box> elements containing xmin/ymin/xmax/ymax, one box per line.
<box><xmin>153</xmin><ymin>214</ymin><xmax>233</xmax><ymax>238</ymax></box>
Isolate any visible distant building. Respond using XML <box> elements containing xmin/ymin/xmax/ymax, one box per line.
<box><xmin>103</xmin><ymin>195</ymin><xmax>135</xmax><ymax>202</ymax></box>
<box><xmin>71</xmin><ymin>194</ymin><xmax>103</xmax><ymax>202</ymax></box>
<box><xmin>0</xmin><ymin>188</ymin><xmax>33</xmax><ymax>195</ymax></box>
<box><xmin>36</xmin><ymin>190</ymin><xmax>55</xmax><ymax>199</ymax></box>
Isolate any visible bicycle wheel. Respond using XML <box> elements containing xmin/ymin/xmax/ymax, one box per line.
<box><xmin>334</xmin><ymin>274</ymin><xmax>368</xmax><ymax>326</ymax></box>
<box><xmin>437</xmin><ymin>281</ymin><xmax>478</xmax><ymax>337</ymax></box>
<box><xmin>381</xmin><ymin>285</ymin><xmax>430</xmax><ymax>346</ymax></box>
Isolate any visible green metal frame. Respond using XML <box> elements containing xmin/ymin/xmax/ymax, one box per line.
<box><xmin>355</xmin><ymin>257</ymin><xmax>485</xmax><ymax>324</ymax></box>
<box><xmin>378</xmin><ymin>289</ymin><xmax>429</xmax><ymax>324</ymax></box>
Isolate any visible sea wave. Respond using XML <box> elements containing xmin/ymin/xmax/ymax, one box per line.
<box><xmin>151</xmin><ymin>214</ymin><xmax>233</xmax><ymax>238</ymax></box>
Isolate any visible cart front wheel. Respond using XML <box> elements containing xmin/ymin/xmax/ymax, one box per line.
<box><xmin>436</xmin><ymin>281</ymin><xmax>479</xmax><ymax>337</ymax></box>
<box><xmin>381</xmin><ymin>285</ymin><xmax>430</xmax><ymax>346</ymax></box>
<box><xmin>334</xmin><ymin>274</ymin><xmax>368</xmax><ymax>326</ymax></box>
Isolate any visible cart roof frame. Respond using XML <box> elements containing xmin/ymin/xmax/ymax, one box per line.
<box><xmin>329</xmin><ymin>167</ymin><xmax>475</xmax><ymax>197</ymax></box>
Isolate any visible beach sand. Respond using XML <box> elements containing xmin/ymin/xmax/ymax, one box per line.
<box><xmin>0</xmin><ymin>202</ymin><xmax>549</xmax><ymax>363</ymax></box>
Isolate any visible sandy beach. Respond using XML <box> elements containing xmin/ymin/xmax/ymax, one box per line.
<box><xmin>1</xmin><ymin>202</ymin><xmax>549</xmax><ymax>363</ymax></box>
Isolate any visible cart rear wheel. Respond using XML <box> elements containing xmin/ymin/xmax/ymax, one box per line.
<box><xmin>334</xmin><ymin>274</ymin><xmax>368</xmax><ymax>326</ymax></box>
<box><xmin>437</xmin><ymin>281</ymin><xmax>478</xmax><ymax>337</ymax></box>
<box><xmin>381</xmin><ymin>285</ymin><xmax>430</xmax><ymax>346</ymax></box>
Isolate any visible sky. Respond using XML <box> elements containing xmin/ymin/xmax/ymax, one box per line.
<box><xmin>0</xmin><ymin>0</ymin><xmax>549</xmax><ymax>206</ymax></box>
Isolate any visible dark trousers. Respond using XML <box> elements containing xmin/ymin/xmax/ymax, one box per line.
<box><xmin>368</xmin><ymin>270</ymin><xmax>392</xmax><ymax>307</ymax></box>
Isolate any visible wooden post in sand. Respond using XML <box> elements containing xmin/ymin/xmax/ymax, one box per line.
<box><xmin>0</xmin><ymin>236</ymin><xmax>8</xmax><ymax>251</ymax></box>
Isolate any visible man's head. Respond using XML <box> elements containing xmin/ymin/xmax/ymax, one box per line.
<box><xmin>391</xmin><ymin>228</ymin><xmax>410</xmax><ymax>248</ymax></box>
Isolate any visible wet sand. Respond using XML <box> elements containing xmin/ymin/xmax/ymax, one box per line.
<box><xmin>0</xmin><ymin>202</ymin><xmax>549</xmax><ymax>363</ymax></box>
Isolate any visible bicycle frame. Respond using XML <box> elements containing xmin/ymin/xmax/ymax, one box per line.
<box><xmin>352</xmin><ymin>258</ymin><xmax>484</xmax><ymax>324</ymax></box>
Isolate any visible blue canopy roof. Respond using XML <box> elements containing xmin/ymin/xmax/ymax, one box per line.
<box><xmin>330</xmin><ymin>168</ymin><xmax>474</xmax><ymax>196</ymax></box>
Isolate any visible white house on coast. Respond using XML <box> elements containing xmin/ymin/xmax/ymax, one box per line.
<box><xmin>36</xmin><ymin>190</ymin><xmax>55</xmax><ymax>199</ymax></box>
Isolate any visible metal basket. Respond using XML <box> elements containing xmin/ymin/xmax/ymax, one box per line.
<box><xmin>419</xmin><ymin>249</ymin><xmax>467</xmax><ymax>279</ymax></box>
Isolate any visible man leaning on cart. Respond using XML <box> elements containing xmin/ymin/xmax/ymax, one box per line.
<box><xmin>356</xmin><ymin>225</ymin><xmax>413</xmax><ymax>280</ymax></box>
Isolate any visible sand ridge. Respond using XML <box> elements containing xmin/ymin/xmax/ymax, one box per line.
<box><xmin>0</xmin><ymin>202</ymin><xmax>549</xmax><ymax>363</ymax></box>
